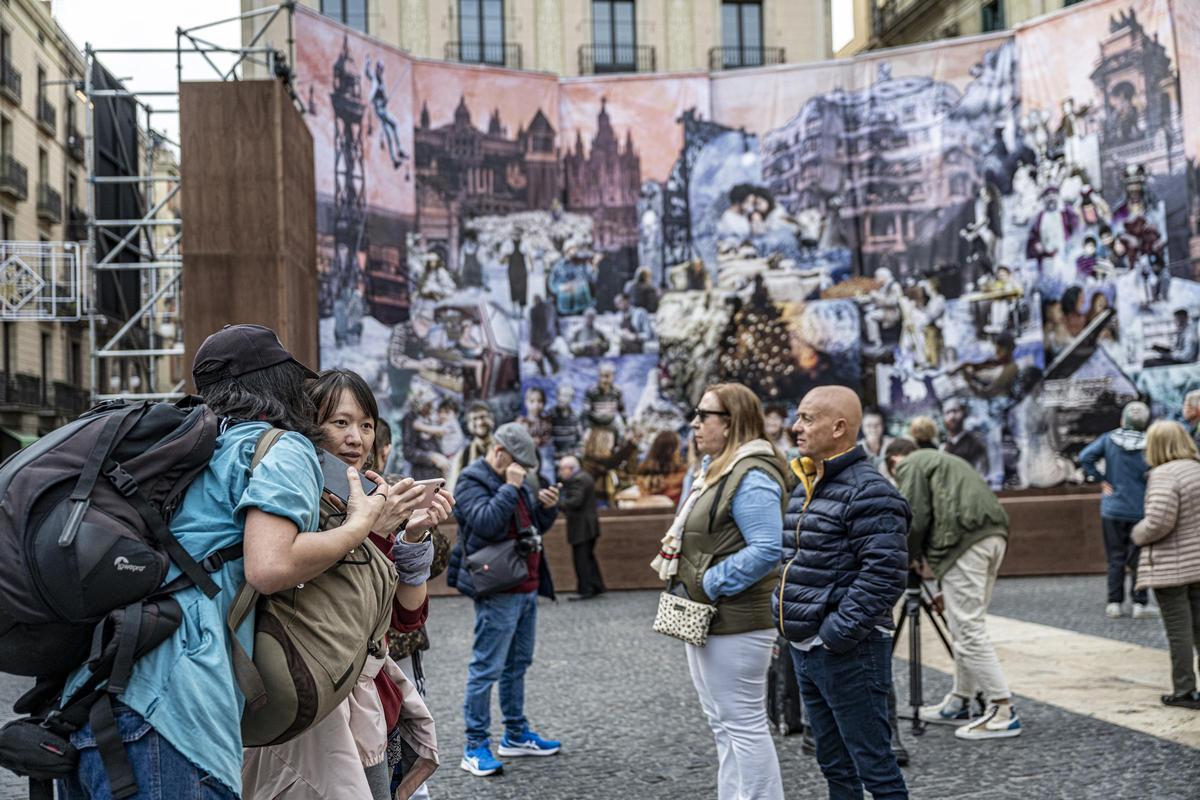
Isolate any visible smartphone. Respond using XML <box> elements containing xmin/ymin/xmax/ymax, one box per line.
<box><xmin>411</xmin><ymin>478</ymin><xmax>445</xmax><ymax>510</ymax></box>
<box><xmin>318</xmin><ymin>450</ymin><xmax>378</xmax><ymax>503</ymax></box>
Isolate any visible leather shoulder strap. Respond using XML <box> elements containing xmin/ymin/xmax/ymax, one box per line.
<box><xmin>251</xmin><ymin>427</ymin><xmax>287</xmax><ymax>471</ymax></box>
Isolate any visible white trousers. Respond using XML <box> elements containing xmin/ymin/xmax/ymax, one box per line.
<box><xmin>685</xmin><ymin>628</ymin><xmax>783</xmax><ymax>800</ymax></box>
<box><xmin>942</xmin><ymin>534</ymin><xmax>1011</xmax><ymax>703</ymax></box>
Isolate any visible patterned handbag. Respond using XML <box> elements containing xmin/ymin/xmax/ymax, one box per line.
<box><xmin>652</xmin><ymin>583</ymin><xmax>717</xmax><ymax>647</ymax></box>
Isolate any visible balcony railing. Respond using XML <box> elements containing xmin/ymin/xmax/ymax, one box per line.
<box><xmin>37</xmin><ymin>183</ymin><xmax>62</xmax><ymax>224</ymax></box>
<box><xmin>708</xmin><ymin>46</ymin><xmax>786</xmax><ymax>71</ymax></box>
<box><xmin>0</xmin><ymin>58</ymin><xmax>20</xmax><ymax>104</ymax></box>
<box><xmin>579</xmin><ymin>44</ymin><xmax>656</xmax><ymax>75</ymax></box>
<box><xmin>67</xmin><ymin>126</ymin><xmax>85</xmax><ymax>163</ymax></box>
<box><xmin>51</xmin><ymin>381</ymin><xmax>89</xmax><ymax>418</ymax></box>
<box><xmin>67</xmin><ymin>205</ymin><xmax>88</xmax><ymax>241</ymax></box>
<box><xmin>0</xmin><ymin>155</ymin><xmax>28</xmax><ymax>201</ymax></box>
<box><xmin>0</xmin><ymin>374</ymin><xmax>44</xmax><ymax>408</ymax></box>
<box><xmin>444</xmin><ymin>41</ymin><xmax>522</xmax><ymax>70</ymax></box>
<box><xmin>37</xmin><ymin>97</ymin><xmax>57</xmax><ymax>135</ymax></box>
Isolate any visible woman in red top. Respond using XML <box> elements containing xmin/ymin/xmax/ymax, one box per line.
<box><xmin>243</xmin><ymin>370</ymin><xmax>453</xmax><ymax>800</ymax></box>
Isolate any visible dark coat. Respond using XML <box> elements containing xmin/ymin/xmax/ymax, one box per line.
<box><xmin>447</xmin><ymin>457</ymin><xmax>557</xmax><ymax>599</ymax></box>
<box><xmin>773</xmin><ymin>446</ymin><xmax>910</xmax><ymax>653</ymax></box>
<box><xmin>559</xmin><ymin>471</ymin><xmax>599</xmax><ymax>546</ymax></box>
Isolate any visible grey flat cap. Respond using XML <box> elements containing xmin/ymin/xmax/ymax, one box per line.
<box><xmin>494</xmin><ymin>422</ymin><xmax>539</xmax><ymax>469</ymax></box>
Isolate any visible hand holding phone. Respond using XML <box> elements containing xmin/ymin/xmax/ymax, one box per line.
<box><xmin>319</xmin><ymin>450</ymin><xmax>378</xmax><ymax>504</ymax></box>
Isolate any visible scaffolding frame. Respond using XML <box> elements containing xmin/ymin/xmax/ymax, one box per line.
<box><xmin>85</xmin><ymin>2</ymin><xmax>297</xmax><ymax>403</ymax></box>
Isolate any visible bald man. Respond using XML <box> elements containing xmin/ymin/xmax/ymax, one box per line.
<box><xmin>774</xmin><ymin>386</ymin><xmax>910</xmax><ymax>799</ymax></box>
<box><xmin>557</xmin><ymin>455</ymin><xmax>605</xmax><ymax>599</ymax></box>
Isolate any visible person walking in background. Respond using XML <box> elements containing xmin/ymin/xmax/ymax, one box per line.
<box><xmin>775</xmin><ymin>386</ymin><xmax>909</xmax><ymax>800</ymax></box>
<box><xmin>558</xmin><ymin>455</ymin><xmax>606</xmax><ymax>601</ymax></box>
<box><xmin>886</xmin><ymin>437</ymin><xmax>1021</xmax><ymax>740</ymax></box>
<box><xmin>447</xmin><ymin>423</ymin><xmax>562</xmax><ymax>777</ymax></box>
<box><xmin>651</xmin><ymin>382</ymin><xmax>789</xmax><ymax>800</ymax></box>
<box><xmin>1132</xmin><ymin>421</ymin><xmax>1200</xmax><ymax>710</ymax></box>
<box><xmin>1080</xmin><ymin>401</ymin><xmax>1157</xmax><ymax>619</ymax></box>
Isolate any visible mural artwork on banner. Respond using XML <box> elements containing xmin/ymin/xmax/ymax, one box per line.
<box><xmin>293</xmin><ymin>0</ymin><xmax>1198</xmax><ymax>507</ymax></box>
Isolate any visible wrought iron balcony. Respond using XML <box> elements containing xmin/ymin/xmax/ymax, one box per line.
<box><xmin>0</xmin><ymin>155</ymin><xmax>28</xmax><ymax>201</ymax></box>
<box><xmin>37</xmin><ymin>183</ymin><xmax>62</xmax><ymax>224</ymax></box>
<box><xmin>579</xmin><ymin>44</ymin><xmax>656</xmax><ymax>75</ymax></box>
<box><xmin>708</xmin><ymin>46</ymin><xmax>786</xmax><ymax>71</ymax></box>
<box><xmin>37</xmin><ymin>96</ymin><xmax>57</xmax><ymax>135</ymax></box>
<box><xmin>0</xmin><ymin>373</ymin><xmax>44</xmax><ymax>408</ymax></box>
<box><xmin>0</xmin><ymin>58</ymin><xmax>20</xmax><ymax>104</ymax></box>
<box><xmin>67</xmin><ymin>126</ymin><xmax>85</xmax><ymax>163</ymax></box>
<box><xmin>444</xmin><ymin>41</ymin><xmax>522</xmax><ymax>70</ymax></box>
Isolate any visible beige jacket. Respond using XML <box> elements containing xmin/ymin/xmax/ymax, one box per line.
<box><xmin>1133</xmin><ymin>458</ymin><xmax>1200</xmax><ymax>589</ymax></box>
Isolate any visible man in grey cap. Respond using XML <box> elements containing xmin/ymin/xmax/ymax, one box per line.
<box><xmin>447</xmin><ymin>421</ymin><xmax>562</xmax><ymax>777</ymax></box>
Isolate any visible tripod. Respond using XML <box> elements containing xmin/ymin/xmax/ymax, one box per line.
<box><xmin>892</xmin><ymin>569</ymin><xmax>955</xmax><ymax>735</ymax></box>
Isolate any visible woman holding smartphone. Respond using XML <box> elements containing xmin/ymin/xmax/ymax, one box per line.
<box><xmin>243</xmin><ymin>369</ymin><xmax>454</xmax><ymax>800</ymax></box>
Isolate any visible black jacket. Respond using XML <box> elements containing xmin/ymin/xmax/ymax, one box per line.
<box><xmin>773</xmin><ymin>446</ymin><xmax>909</xmax><ymax>653</ymax></box>
<box><xmin>559</xmin><ymin>471</ymin><xmax>599</xmax><ymax>546</ymax></box>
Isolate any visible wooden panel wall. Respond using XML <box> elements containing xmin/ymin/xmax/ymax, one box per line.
<box><xmin>179</xmin><ymin>80</ymin><xmax>318</xmax><ymax>381</ymax></box>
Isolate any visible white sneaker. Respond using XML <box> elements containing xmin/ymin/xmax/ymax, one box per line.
<box><xmin>1105</xmin><ymin>603</ymin><xmax>1123</xmax><ymax>618</ymax></box>
<box><xmin>1132</xmin><ymin>603</ymin><xmax>1160</xmax><ymax>619</ymax></box>
<box><xmin>955</xmin><ymin>703</ymin><xmax>1022</xmax><ymax>740</ymax></box>
<box><xmin>918</xmin><ymin>693</ymin><xmax>974</xmax><ymax>726</ymax></box>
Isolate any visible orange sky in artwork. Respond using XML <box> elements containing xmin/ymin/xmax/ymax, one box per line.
<box><xmin>412</xmin><ymin>60</ymin><xmax>559</xmax><ymax>138</ymax></box>
<box><xmin>559</xmin><ymin>74</ymin><xmax>711</xmax><ymax>182</ymax></box>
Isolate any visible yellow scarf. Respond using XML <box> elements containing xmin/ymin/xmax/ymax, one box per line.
<box><xmin>790</xmin><ymin>448</ymin><xmax>855</xmax><ymax>512</ymax></box>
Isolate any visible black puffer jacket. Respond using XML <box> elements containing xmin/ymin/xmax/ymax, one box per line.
<box><xmin>772</xmin><ymin>446</ymin><xmax>909</xmax><ymax>653</ymax></box>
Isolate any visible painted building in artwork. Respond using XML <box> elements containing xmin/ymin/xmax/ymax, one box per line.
<box><xmin>1089</xmin><ymin>9</ymin><xmax>1185</xmax><ymax>216</ymax></box>
<box><xmin>413</xmin><ymin>95</ymin><xmax>560</xmax><ymax>259</ymax></box>
<box><xmin>763</xmin><ymin>63</ymin><xmax>977</xmax><ymax>274</ymax></box>
<box><xmin>562</xmin><ymin>98</ymin><xmax>641</xmax><ymax>251</ymax></box>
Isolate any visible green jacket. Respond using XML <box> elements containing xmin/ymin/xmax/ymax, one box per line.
<box><xmin>893</xmin><ymin>448</ymin><xmax>1009</xmax><ymax>579</ymax></box>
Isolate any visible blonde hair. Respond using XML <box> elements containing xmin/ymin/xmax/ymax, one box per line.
<box><xmin>701</xmin><ymin>383</ymin><xmax>786</xmax><ymax>479</ymax></box>
<box><xmin>908</xmin><ymin>416</ymin><xmax>939</xmax><ymax>447</ymax></box>
<box><xmin>1145</xmin><ymin>420</ymin><xmax>1200</xmax><ymax>467</ymax></box>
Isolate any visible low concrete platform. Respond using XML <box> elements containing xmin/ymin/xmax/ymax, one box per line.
<box><xmin>431</xmin><ymin>486</ymin><xmax>1108</xmax><ymax>596</ymax></box>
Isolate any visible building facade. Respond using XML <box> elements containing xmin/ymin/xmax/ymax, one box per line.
<box><xmin>0</xmin><ymin>0</ymin><xmax>90</xmax><ymax>447</ymax></box>
<box><xmin>245</xmin><ymin>0</ymin><xmax>833</xmax><ymax>76</ymax></box>
<box><xmin>851</xmin><ymin>0</ymin><xmax>1090</xmax><ymax>51</ymax></box>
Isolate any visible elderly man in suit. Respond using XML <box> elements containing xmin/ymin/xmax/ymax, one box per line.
<box><xmin>557</xmin><ymin>455</ymin><xmax>606</xmax><ymax>600</ymax></box>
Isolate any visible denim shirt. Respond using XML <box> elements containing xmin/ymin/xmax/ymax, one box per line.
<box><xmin>64</xmin><ymin>422</ymin><xmax>322</xmax><ymax>795</ymax></box>
<box><xmin>682</xmin><ymin>458</ymin><xmax>784</xmax><ymax>600</ymax></box>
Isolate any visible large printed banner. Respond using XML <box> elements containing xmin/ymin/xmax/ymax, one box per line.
<box><xmin>294</xmin><ymin>0</ymin><xmax>1199</xmax><ymax>502</ymax></box>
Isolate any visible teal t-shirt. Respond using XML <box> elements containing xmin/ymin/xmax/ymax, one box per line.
<box><xmin>64</xmin><ymin>421</ymin><xmax>322</xmax><ymax>796</ymax></box>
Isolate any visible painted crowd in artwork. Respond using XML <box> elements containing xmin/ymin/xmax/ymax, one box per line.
<box><xmin>293</xmin><ymin>0</ymin><xmax>1200</xmax><ymax>507</ymax></box>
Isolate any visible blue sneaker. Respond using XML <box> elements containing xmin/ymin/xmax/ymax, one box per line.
<box><xmin>461</xmin><ymin>743</ymin><xmax>503</xmax><ymax>776</ymax></box>
<box><xmin>497</xmin><ymin>730</ymin><xmax>561</xmax><ymax>757</ymax></box>
<box><xmin>918</xmin><ymin>693</ymin><xmax>973</xmax><ymax>726</ymax></box>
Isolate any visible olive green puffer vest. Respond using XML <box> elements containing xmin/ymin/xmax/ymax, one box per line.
<box><xmin>674</xmin><ymin>453</ymin><xmax>787</xmax><ymax>636</ymax></box>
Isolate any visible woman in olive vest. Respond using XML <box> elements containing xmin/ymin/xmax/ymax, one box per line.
<box><xmin>652</xmin><ymin>382</ymin><xmax>789</xmax><ymax>800</ymax></box>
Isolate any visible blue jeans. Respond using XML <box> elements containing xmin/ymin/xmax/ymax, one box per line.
<box><xmin>58</xmin><ymin>703</ymin><xmax>236</xmax><ymax>800</ymax></box>
<box><xmin>464</xmin><ymin>590</ymin><xmax>538</xmax><ymax>748</ymax></box>
<box><xmin>791</xmin><ymin>632</ymin><xmax>908</xmax><ymax>800</ymax></box>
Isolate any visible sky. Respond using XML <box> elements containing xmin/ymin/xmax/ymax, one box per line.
<box><xmin>52</xmin><ymin>0</ymin><xmax>245</xmax><ymax>144</ymax></box>
<box><xmin>831</xmin><ymin>0</ymin><xmax>855</xmax><ymax>53</ymax></box>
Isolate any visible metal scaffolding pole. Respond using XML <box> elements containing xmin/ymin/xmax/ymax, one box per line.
<box><xmin>84</xmin><ymin>3</ymin><xmax>296</xmax><ymax>404</ymax></box>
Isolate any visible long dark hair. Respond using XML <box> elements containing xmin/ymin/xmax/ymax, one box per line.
<box><xmin>200</xmin><ymin>360</ymin><xmax>322</xmax><ymax>440</ymax></box>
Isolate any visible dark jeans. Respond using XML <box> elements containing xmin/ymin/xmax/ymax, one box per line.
<box><xmin>1102</xmin><ymin>517</ymin><xmax>1147</xmax><ymax>605</ymax></box>
<box><xmin>464</xmin><ymin>590</ymin><xmax>538</xmax><ymax>748</ymax></box>
<box><xmin>572</xmin><ymin>538</ymin><xmax>606</xmax><ymax>596</ymax></box>
<box><xmin>1156</xmin><ymin>582</ymin><xmax>1200</xmax><ymax>695</ymax></box>
<box><xmin>59</xmin><ymin>703</ymin><xmax>236</xmax><ymax>800</ymax></box>
<box><xmin>791</xmin><ymin>632</ymin><xmax>908</xmax><ymax>800</ymax></box>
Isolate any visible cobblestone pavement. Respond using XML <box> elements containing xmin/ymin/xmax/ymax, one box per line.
<box><xmin>2</xmin><ymin>576</ymin><xmax>1197</xmax><ymax>799</ymax></box>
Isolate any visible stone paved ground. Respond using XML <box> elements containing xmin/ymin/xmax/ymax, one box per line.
<box><xmin>2</xmin><ymin>576</ymin><xmax>1197</xmax><ymax>799</ymax></box>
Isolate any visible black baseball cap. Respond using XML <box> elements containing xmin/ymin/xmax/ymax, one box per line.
<box><xmin>192</xmin><ymin>324</ymin><xmax>318</xmax><ymax>389</ymax></box>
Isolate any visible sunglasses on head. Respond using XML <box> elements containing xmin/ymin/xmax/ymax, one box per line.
<box><xmin>692</xmin><ymin>407</ymin><xmax>731</xmax><ymax>422</ymax></box>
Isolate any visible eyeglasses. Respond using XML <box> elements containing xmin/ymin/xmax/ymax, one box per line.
<box><xmin>692</xmin><ymin>407</ymin><xmax>731</xmax><ymax>422</ymax></box>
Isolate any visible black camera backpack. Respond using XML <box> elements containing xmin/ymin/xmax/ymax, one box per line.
<box><xmin>0</xmin><ymin>397</ymin><xmax>236</xmax><ymax>799</ymax></box>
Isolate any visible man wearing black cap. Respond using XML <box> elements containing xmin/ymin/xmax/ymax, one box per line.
<box><xmin>447</xmin><ymin>422</ymin><xmax>562</xmax><ymax>777</ymax></box>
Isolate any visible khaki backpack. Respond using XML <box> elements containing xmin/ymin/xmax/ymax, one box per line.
<box><xmin>228</xmin><ymin>428</ymin><xmax>399</xmax><ymax>747</ymax></box>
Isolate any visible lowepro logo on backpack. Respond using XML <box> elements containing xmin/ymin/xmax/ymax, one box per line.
<box><xmin>113</xmin><ymin>556</ymin><xmax>149</xmax><ymax>574</ymax></box>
